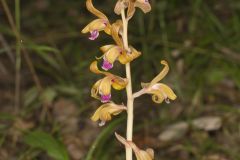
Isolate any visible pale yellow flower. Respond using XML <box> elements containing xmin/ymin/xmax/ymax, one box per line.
<box><xmin>91</xmin><ymin>103</ymin><xmax>127</xmax><ymax>126</ymax></box>
<box><xmin>90</xmin><ymin>61</ymin><xmax>128</xmax><ymax>102</ymax></box>
<box><xmin>134</xmin><ymin>60</ymin><xmax>177</xmax><ymax>104</ymax></box>
<box><xmin>114</xmin><ymin>0</ymin><xmax>151</xmax><ymax>19</ymax></box>
<box><xmin>115</xmin><ymin>133</ymin><xmax>154</xmax><ymax>160</ymax></box>
<box><xmin>99</xmin><ymin>44</ymin><xmax>141</xmax><ymax>70</ymax></box>
<box><xmin>81</xmin><ymin>0</ymin><xmax>111</xmax><ymax>40</ymax></box>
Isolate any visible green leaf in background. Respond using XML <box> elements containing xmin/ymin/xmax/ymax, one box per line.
<box><xmin>24</xmin><ymin>87</ymin><xmax>39</xmax><ymax>107</ymax></box>
<box><xmin>27</xmin><ymin>44</ymin><xmax>61</xmax><ymax>71</ymax></box>
<box><xmin>24</xmin><ymin>130</ymin><xmax>69</xmax><ymax>160</ymax></box>
<box><xmin>40</xmin><ymin>87</ymin><xmax>57</xmax><ymax>104</ymax></box>
<box><xmin>207</xmin><ymin>69</ymin><xmax>226</xmax><ymax>85</ymax></box>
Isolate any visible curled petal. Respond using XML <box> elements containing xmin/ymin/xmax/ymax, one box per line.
<box><xmin>91</xmin><ymin>103</ymin><xmax>127</xmax><ymax>126</ymax></box>
<box><xmin>115</xmin><ymin>133</ymin><xmax>154</xmax><ymax>160</ymax></box>
<box><xmin>100</xmin><ymin>45</ymin><xmax>116</xmax><ymax>53</ymax></box>
<box><xmin>99</xmin><ymin>76</ymin><xmax>112</xmax><ymax>96</ymax></box>
<box><xmin>135</xmin><ymin>0</ymin><xmax>152</xmax><ymax>13</ymax></box>
<box><xmin>148</xmin><ymin>83</ymin><xmax>177</xmax><ymax>104</ymax></box>
<box><xmin>149</xmin><ymin>60</ymin><xmax>169</xmax><ymax>87</ymax></box>
<box><xmin>156</xmin><ymin>83</ymin><xmax>177</xmax><ymax>101</ymax></box>
<box><xmin>111</xmin><ymin>76</ymin><xmax>128</xmax><ymax>90</ymax></box>
<box><xmin>111</xmin><ymin>20</ymin><xmax>124</xmax><ymax>47</ymax></box>
<box><xmin>151</xmin><ymin>93</ymin><xmax>165</xmax><ymax>104</ymax></box>
<box><xmin>90</xmin><ymin>61</ymin><xmax>103</xmax><ymax>74</ymax></box>
<box><xmin>127</xmin><ymin>1</ymin><xmax>136</xmax><ymax>19</ymax></box>
<box><xmin>136</xmin><ymin>149</ymin><xmax>154</xmax><ymax>160</ymax></box>
<box><xmin>102</xmin><ymin>45</ymin><xmax>122</xmax><ymax>64</ymax></box>
<box><xmin>114</xmin><ymin>0</ymin><xmax>127</xmax><ymax>15</ymax></box>
<box><xmin>90</xmin><ymin>61</ymin><xmax>110</xmax><ymax>76</ymax></box>
<box><xmin>117</xmin><ymin>0</ymin><xmax>151</xmax><ymax>19</ymax></box>
<box><xmin>115</xmin><ymin>132</ymin><xmax>131</xmax><ymax>147</ymax></box>
<box><xmin>146</xmin><ymin>149</ymin><xmax>154</xmax><ymax>159</ymax></box>
<box><xmin>104</xmin><ymin>24</ymin><xmax>112</xmax><ymax>35</ymax></box>
<box><xmin>91</xmin><ymin>79</ymin><xmax>102</xmax><ymax>100</ymax></box>
<box><xmin>86</xmin><ymin>0</ymin><xmax>108</xmax><ymax>19</ymax></box>
<box><xmin>81</xmin><ymin>19</ymin><xmax>107</xmax><ymax>34</ymax></box>
<box><xmin>118</xmin><ymin>46</ymin><xmax>141</xmax><ymax>64</ymax></box>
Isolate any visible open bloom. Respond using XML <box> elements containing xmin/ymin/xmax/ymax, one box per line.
<box><xmin>81</xmin><ymin>0</ymin><xmax>111</xmax><ymax>40</ymax></box>
<box><xmin>100</xmin><ymin>45</ymin><xmax>141</xmax><ymax>70</ymax></box>
<box><xmin>115</xmin><ymin>133</ymin><xmax>154</xmax><ymax>160</ymax></box>
<box><xmin>91</xmin><ymin>103</ymin><xmax>127</xmax><ymax>126</ymax></box>
<box><xmin>90</xmin><ymin>61</ymin><xmax>128</xmax><ymax>102</ymax></box>
<box><xmin>134</xmin><ymin>60</ymin><xmax>177</xmax><ymax>104</ymax></box>
<box><xmin>114</xmin><ymin>0</ymin><xmax>151</xmax><ymax>19</ymax></box>
<box><xmin>98</xmin><ymin>20</ymin><xmax>141</xmax><ymax>70</ymax></box>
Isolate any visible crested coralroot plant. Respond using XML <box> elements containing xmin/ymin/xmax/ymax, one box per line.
<box><xmin>82</xmin><ymin>0</ymin><xmax>177</xmax><ymax>159</ymax></box>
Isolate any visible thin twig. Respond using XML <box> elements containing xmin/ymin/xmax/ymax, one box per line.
<box><xmin>0</xmin><ymin>60</ymin><xmax>8</xmax><ymax>75</ymax></box>
<box><xmin>0</xmin><ymin>33</ymin><xmax>15</xmax><ymax>64</ymax></box>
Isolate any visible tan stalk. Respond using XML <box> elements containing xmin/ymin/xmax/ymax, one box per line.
<box><xmin>121</xmin><ymin>8</ymin><xmax>134</xmax><ymax>160</ymax></box>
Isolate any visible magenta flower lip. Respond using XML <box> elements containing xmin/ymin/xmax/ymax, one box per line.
<box><xmin>102</xmin><ymin>59</ymin><xmax>113</xmax><ymax>71</ymax></box>
<box><xmin>101</xmin><ymin>94</ymin><xmax>111</xmax><ymax>103</ymax></box>
<box><xmin>89</xmin><ymin>30</ymin><xmax>99</xmax><ymax>40</ymax></box>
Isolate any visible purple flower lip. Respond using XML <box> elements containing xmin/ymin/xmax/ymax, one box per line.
<box><xmin>145</xmin><ymin>0</ymin><xmax>149</xmax><ymax>2</ymax></box>
<box><xmin>101</xmin><ymin>94</ymin><xmax>111</xmax><ymax>103</ymax></box>
<box><xmin>102</xmin><ymin>59</ymin><xmax>113</xmax><ymax>71</ymax></box>
<box><xmin>89</xmin><ymin>30</ymin><xmax>99</xmax><ymax>40</ymax></box>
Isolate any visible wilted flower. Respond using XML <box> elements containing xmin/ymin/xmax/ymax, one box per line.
<box><xmin>114</xmin><ymin>0</ymin><xmax>151</xmax><ymax>19</ymax></box>
<box><xmin>91</xmin><ymin>103</ymin><xmax>127</xmax><ymax>126</ymax></box>
<box><xmin>81</xmin><ymin>0</ymin><xmax>111</xmax><ymax>40</ymax></box>
<box><xmin>98</xmin><ymin>20</ymin><xmax>141</xmax><ymax>70</ymax></box>
<box><xmin>115</xmin><ymin>133</ymin><xmax>154</xmax><ymax>160</ymax></box>
<box><xmin>134</xmin><ymin>60</ymin><xmax>177</xmax><ymax>104</ymax></box>
<box><xmin>90</xmin><ymin>61</ymin><xmax>128</xmax><ymax>102</ymax></box>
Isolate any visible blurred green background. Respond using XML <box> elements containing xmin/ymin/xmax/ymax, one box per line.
<box><xmin>0</xmin><ymin>0</ymin><xmax>240</xmax><ymax>159</ymax></box>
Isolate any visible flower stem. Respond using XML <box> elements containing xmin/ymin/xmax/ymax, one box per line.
<box><xmin>133</xmin><ymin>88</ymin><xmax>146</xmax><ymax>98</ymax></box>
<box><xmin>121</xmin><ymin>9</ymin><xmax>134</xmax><ymax>160</ymax></box>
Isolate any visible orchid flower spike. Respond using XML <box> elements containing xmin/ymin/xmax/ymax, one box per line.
<box><xmin>115</xmin><ymin>133</ymin><xmax>154</xmax><ymax>160</ymax></box>
<box><xmin>90</xmin><ymin>61</ymin><xmax>128</xmax><ymax>102</ymax></box>
<box><xmin>114</xmin><ymin>0</ymin><xmax>151</xmax><ymax>19</ymax></box>
<box><xmin>81</xmin><ymin>0</ymin><xmax>111</xmax><ymax>40</ymax></box>
<box><xmin>91</xmin><ymin>103</ymin><xmax>127</xmax><ymax>126</ymax></box>
<box><xmin>138</xmin><ymin>60</ymin><xmax>177</xmax><ymax>104</ymax></box>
